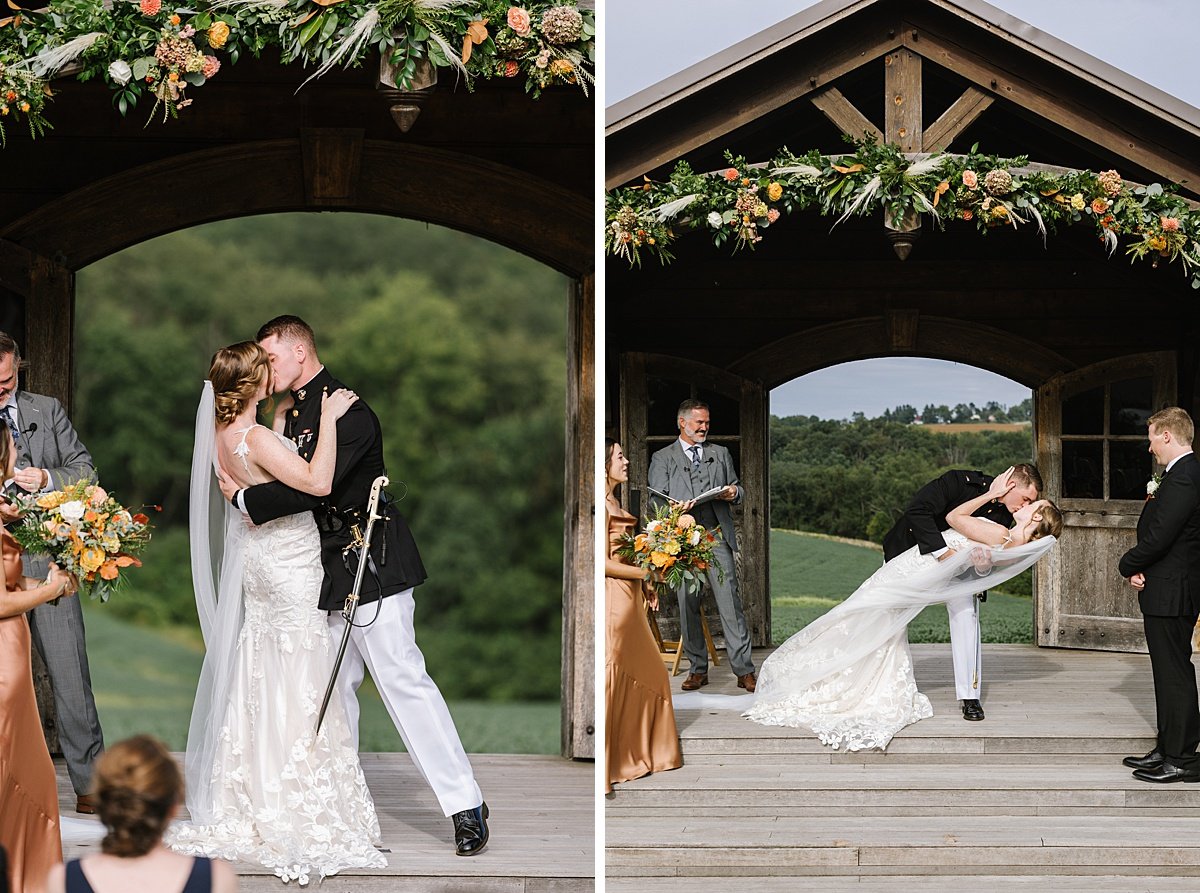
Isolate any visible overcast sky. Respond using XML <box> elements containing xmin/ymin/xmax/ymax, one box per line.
<box><xmin>605</xmin><ymin>0</ymin><xmax>1195</xmax><ymax>420</ymax></box>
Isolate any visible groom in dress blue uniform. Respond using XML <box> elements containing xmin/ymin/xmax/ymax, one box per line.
<box><xmin>883</xmin><ymin>463</ymin><xmax>1042</xmax><ymax>721</ymax></box>
<box><xmin>1120</xmin><ymin>406</ymin><xmax>1200</xmax><ymax>783</ymax></box>
<box><xmin>220</xmin><ymin>315</ymin><xmax>489</xmax><ymax>855</ymax></box>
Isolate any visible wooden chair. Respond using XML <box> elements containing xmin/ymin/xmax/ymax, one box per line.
<box><xmin>646</xmin><ymin>605</ymin><xmax>721</xmax><ymax>676</ymax></box>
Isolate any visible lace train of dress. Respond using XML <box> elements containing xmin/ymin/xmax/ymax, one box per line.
<box><xmin>736</xmin><ymin>532</ymin><xmax>1055</xmax><ymax>751</ymax></box>
<box><xmin>168</xmin><ymin>428</ymin><xmax>385</xmax><ymax>884</ymax></box>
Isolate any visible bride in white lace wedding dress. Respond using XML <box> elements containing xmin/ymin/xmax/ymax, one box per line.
<box><xmin>686</xmin><ymin>470</ymin><xmax>1062</xmax><ymax>752</ymax></box>
<box><xmin>167</xmin><ymin>342</ymin><xmax>386</xmax><ymax>884</ymax></box>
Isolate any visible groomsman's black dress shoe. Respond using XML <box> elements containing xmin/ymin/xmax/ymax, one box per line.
<box><xmin>1123</xmin><ymin>749</ymin><xmax>1165</xmax><ymax>770</ymax></box>
<box><xmin>681</xmin><ymin>672</ymin><xmax>708</xmax><ymax>691</ymax></box>
<box><xmin>1132</xmin><ymin>763</ymin><xmax>1200</xmax><ymax>784</ymax></box>
<box><xmin>453</xmin><ymin>802</ymin><xmax>489</xmax><ymax>856</ymax></box>
<box><xmin>960</xmin><ymin>699</ymin><xmax>985</xmax><ymax>721</ymax></box>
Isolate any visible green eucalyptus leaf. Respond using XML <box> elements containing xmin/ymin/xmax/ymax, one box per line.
<box><xmin>299</xmin><ymin>13</ymin><xmax>323</xmax><ymax>47</ymax></box>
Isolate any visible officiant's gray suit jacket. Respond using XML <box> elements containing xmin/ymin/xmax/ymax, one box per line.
<box><xmin>15</xmin><ymin>388</ymin><xmax>104</xmax><ymax>794</ymax></box>
<box><xmin>647</xmin><ymin>440</ymin><xmax>754</xmax><ymax>677</ymax></box>
<box><xmin>646</xmin><ymin>441</ymin><xmax>742</xmax><ymax>551</ymax></box>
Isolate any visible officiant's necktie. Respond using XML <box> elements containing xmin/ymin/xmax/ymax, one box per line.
<box><xmin>689</xmin><ymin>445</ymin><xmax>702</xmax><ymax>471</ymax></box>
<box><xmin>1</xmin><ymin>406</ymin><xmax>20</xmax><ymax>446</ymax></box>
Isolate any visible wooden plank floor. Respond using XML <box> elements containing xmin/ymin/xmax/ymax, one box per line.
<box><xmin>58</xmin><ymin>753</ymin><xmax>594</xmax><ymax>892</ymax></box>
<box><xmin>607</xmin><ymin>644</ymin><xmax>1200</xmax><ymax>886</ymax></box>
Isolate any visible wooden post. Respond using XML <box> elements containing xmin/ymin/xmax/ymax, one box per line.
<box><xmin>561</xmin><ymin>273</ymin><xmax>594</xmax><ymax>760</ymax></box>
<box><xmin>21</xmin><ymin>251</ymin><xmax>74</xmax><ymax>753</ymax></box>
<box><xmin>884</xmin><ymin>47</ymin><xmax>923</xmax><ymax>152</ymax></box>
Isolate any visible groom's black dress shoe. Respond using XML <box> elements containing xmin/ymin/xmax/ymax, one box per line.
<box><xmin>961</xmin><ymin>699</ymin><xmax>985</xmax><ymax>721</ymax></box>
<box><xmin>453</xmin><ymin>802</ymin><xmax>489</xmax><ymax>856</ymax></box>
<box><xmin>1132</xmin><ymin>763</ymin><xmax>1200</xmax><ymax>784</ymax></box>
<box><xmin>1123</xmin><ymin>749</ymin><xmax>1165</xmax><ymax>770</ymax></box>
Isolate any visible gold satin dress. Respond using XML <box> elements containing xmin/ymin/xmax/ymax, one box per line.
<box><xmin>605</xmin><ymin>504</ymin><xmax>682</xmax><ymax>791</ymax></box>
<box><xmin>0</xmin><ymin>530</ymin><xmax>62</xmax><ymax>893</ymax></box>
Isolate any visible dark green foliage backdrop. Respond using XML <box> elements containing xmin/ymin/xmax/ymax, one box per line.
<box><xmin>71</xmin><ymin>214</ymin><xmax>568</xmax><ymax>700</ymax></box>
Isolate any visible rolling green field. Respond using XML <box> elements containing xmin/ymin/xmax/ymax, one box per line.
<box><xmin>769</xmin><ymin>529</ymin><xmax>1036</xmax><ymax>645</ymax></box>
<box><xmin>80</xmin><ymin>602</ymin><xmax>559</xmax><ymax>753</ymax></box>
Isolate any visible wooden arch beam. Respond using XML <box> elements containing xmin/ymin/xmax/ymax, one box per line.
<box><xmin>728</xmin><ymin>315</ymin><xmax>1073</xmax><ymax>389</ymax></box>
<box><xmin>3</xmin><ymin>137</ymin><xmax>592</xmax><ymax>278</ymax></box>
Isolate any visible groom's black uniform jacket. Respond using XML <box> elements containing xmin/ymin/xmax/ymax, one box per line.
<box><xmin>242</xmin><ymin>367</ymin><xmax>427</xmax><ymax>612</ymax></box>
<box><xmin>883</xmin><ymin>469</ymin><xmax>1014</xmax><ymax>562</ymax></box>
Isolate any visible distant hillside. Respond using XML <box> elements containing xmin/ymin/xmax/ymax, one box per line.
<box><xmin>921</xmin><ymin>422</ymin><xmax>1032</xmax><ymax>434</ymax></box>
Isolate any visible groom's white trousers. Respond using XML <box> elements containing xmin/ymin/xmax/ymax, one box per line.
<box><xmin>331</xmin><ymin>588</ymin><xmax>483</xmax><ymax>817</ymax></box>
<box><xmin>947</xmin><ymin>593</ymin><xmax>981</xmax><ymax>700</ymax></box>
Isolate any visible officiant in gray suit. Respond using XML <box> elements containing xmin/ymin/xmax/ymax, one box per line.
<box><xmin>0</xmin><ymin>332</ymin><xmax>103</xmax><ymax>813</ymax></box>
<box><xmin>648</xmin><ymin>398</ymin><xmax>756</xmax><ymax>693</ymax></box>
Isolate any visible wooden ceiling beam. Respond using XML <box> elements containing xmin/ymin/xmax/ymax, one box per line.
<box><xmin>606</xmin><ymin>29</ymin><xmax>901</xmax><ymax>188</ymax></box>
<box><xmin>924</xmin><ymin>85</ymin><xmax>994</xmax><ymax>151</ymax></box>
<box><xmin>810</xmin><ymin>86</ymin><xmax>882</xmax><ymax>142</ymax></box>
<box><xmin>901</xmin><ymin>27</ymin><xmax>1200</xmax><ymax>192</ymax></box>
<box><xmin>884</xmin><ymin>46</ymin><xmax>923</xmax><ymax>151</ymax></box>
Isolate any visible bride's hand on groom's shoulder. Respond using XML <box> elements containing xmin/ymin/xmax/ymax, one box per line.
<box><xmin>988</xmin><ymin>466</ymin><xmax>1016</xmax><ymax>499</ymax></box>
<box><xmin>322</xmin><ymin>388</ymin><xmax>359</xmax><ymax>420</ymax></box>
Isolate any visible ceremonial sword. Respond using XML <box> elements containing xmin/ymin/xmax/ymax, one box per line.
<box><xmin>315</xmin><ymin>474</ymin><xmax>388</xmax><ymax>736</ymax></box>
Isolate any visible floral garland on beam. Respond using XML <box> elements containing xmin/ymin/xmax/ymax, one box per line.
<box><xmin>605</xmin><ymin>138</ymin><xmax>1200</xmax><ymax>288</ymax></box>
<box><xmin>0</xmin><ymin>0</ymin><xmax>594</xmax><ymax>140</ymax></box>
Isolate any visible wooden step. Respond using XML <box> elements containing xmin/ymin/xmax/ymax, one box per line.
<box><xmin>607</xmin><ymin>814</ymin><xmax>1200</xmax><ymax>875</ymax></box>
<box><xmin>609</xmin><ymin>644</ymin><xmax>1200</xmax><ymax>881</ymax></box>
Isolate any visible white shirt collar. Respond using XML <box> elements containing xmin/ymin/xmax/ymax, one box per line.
<box><xmin>678</xmin><ymin>438</ymin><xmax>703</xmax><ymax>456</ymax></box>
<box><xmin>1166</xmin><ymin>450</ymin><xmax>1193</xmax><ymax>474</ymax></box>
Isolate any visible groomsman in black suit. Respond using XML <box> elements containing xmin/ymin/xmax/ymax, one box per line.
<box><xmin>1120</xmin><ymin>406</ymin><xmax>1200</xmax><ymax>783</ymax></box>
<box><xmin>883</xmin><ymin>463</ymin><xmax>1042</xmax><ymax>721</ymax></box>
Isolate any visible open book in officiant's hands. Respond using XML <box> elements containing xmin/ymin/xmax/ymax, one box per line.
<box><xmin>647</xmin><ymin>484</ymin><xmax>732</xmax><ymax>507</ymax></box>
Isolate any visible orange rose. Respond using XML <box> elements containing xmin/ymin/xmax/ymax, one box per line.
<box><xmin>723</xmin><ymin>168</ymin><xmax>738</xmax><ymax>181</ymax></box>
<box><xmin>1091</xmin><ymin>197</ymin><xmax>1109</xmax><ymax>214</ymax></box>
<box><xmin>207</xmin><ymin>21</ymin><xmax>230</xmax><ymax>49</ymax></box>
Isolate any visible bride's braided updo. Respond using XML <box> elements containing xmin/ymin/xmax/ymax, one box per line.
<box><xmin>92</xmin><ymin>735</ymin><xmax>183</xmax><ymax>857</ymax></box>
<box><xmin>209</xmin><ymin>341</ymin><xmax>271</xmax><ymax>425</ymax></box>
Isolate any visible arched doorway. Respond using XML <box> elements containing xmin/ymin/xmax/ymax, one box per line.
<box><xmin>4</xmin><ymin>134</ymin><xmax>595</xmax><ymax>757</ymax></box>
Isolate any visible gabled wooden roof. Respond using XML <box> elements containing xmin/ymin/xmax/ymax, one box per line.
<box><xmin>606</xmin><ymin>0</ymin><xmax>1200</xmax><ymax>195</ymax></box>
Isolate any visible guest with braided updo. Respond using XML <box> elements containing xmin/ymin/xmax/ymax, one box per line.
<box><xmin>45</xmin><ymin>735</ymin><xmax>237</xmax><ymax>893</ymax></box>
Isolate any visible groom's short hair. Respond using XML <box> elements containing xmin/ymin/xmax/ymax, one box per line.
<box><xmin>257</xmin><ymin>315</ymin><xmax>316</xmax><ymax>351</ymax></box>
<box><xmin>1149</xmin><ymin>406</ymin><xmax>1194</xmax><ymax>445</ymax></box>
<box><xmin>1011</xmin><ymin>463</ymin><xmax>1043</xmax><ymax>494</ymax></box>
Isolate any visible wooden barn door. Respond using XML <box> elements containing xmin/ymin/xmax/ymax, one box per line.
<box><xmin>618</xmin><ymin>353</ymin><xmax>771</xmax><ymax>647</ymax></box>
<box><xmin>1036</xmin><ymin>352</ymin><xmax>1176</xmax><ymax>652</ymax></box>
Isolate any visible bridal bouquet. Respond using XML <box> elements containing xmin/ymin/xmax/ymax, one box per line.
<box><xmin>618</xmin><ymin>502</ymin><xmax>723</xmax><ymax>595</ymax></box>
<box><xmin>8</xmin><ymin>480</ymin><xmax>153</xmax><ymax>601</ymax></box>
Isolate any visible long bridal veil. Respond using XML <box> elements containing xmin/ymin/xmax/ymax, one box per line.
<box><xmin>676</xmin><ymin>535</ymin><xmax>1057</xmax><ymax>745</ymax></box>
<box><xmin>183</xmin><ymin>380</ymin><xmax>248</xmax><ymax>823</ymax></box>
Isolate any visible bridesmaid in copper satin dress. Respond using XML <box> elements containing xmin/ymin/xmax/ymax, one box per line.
<box><xmin>0</xmin><ymin>426</ymin><xmax>77</xmax><ymax>893</ymax></box>
<box><xmin>605</xmin><ymin>439</ymin><xmax>681</xmax><ymax>792</ymax></box>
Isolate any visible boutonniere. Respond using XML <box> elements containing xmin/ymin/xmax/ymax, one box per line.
<box><xmin>1147</xmin><ymin>472</ymin><xmax>1164</xmax><ymax>500</ymax></box>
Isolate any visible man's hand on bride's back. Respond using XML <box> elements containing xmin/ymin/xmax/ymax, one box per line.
<box><xmin>321</xmin><ymin>388</ymin><xmax>359</xmax><ymax>420</ymax></box>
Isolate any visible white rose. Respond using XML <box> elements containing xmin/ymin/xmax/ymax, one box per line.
<box><xmin>707</xmin><ymin>211</ymin><xmax>722</xmax><ymax>228</ymax></box>
<box><xmin>57</xmin><ymin>500</ymin><xmax>86</xmax><ymax>523</ymax></box>
<box><xmin>689</xmin><ymin>529</ymin><xmax>702</xmax><ymax>546</ymax></box>
<box><xmin>109</xmin><ymin>60</ymin><xmax>132</xmax><ymax>86</ymax></box>
<box><xmin>1147</xmin><ymin>478</ymin><xmax>1160</xmax><ymax>496</ymax></box>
